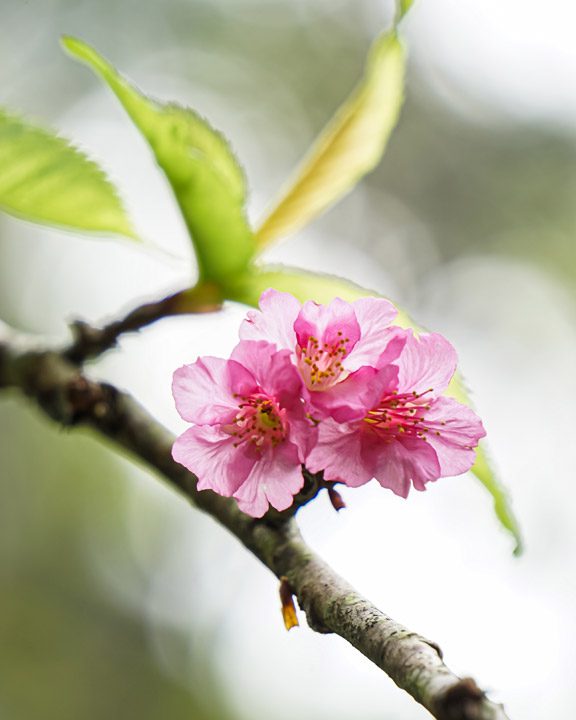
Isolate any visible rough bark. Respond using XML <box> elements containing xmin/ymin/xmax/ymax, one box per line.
<box><xmin>0</xmin><ymin>328</ymin><xmax>510</xmax><ymax>720</ymax></box>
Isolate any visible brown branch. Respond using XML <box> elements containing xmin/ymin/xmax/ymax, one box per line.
<box><xmin>0</xmin><ymin>337</ymin><xmax>511</xmax><ymax>720</ymax></box>
<box><xmin>63</xmin><ymin>283</ymin><xmax>224</xmax><ymax>365</ymax></box>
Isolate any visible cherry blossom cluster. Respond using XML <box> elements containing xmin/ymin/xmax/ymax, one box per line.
<box><xmin>171</xmin><ymin>290</ymin><xmax>486</xmax><ymax>517</ymax></box>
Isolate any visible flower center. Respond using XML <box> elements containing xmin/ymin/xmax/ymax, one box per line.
<box><xmin>226</xmin><ymin>393</ymin><xmax>287</xmax><ymax>451</ymax></box>
<box><xmin>363</xmin><ymin>388</ymin><xmax>439</xmax><ymax>441</ymax></box>
<box><xmin>297</xmin><ymin>332</ymin><xmax>350</xmax><ymax>391</ymax></box>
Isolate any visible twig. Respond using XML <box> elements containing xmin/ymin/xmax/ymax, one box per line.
<box><xmin>64</xmin><ymin>283</ymin><xmax>223</xmax><ymax>365</ymax></box>
<box><xmin>0</xmin><ymin>338</ymin><xmax>511</xmax><ymax>720</ymax></box>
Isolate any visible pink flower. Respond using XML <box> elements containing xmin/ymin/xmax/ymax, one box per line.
<box><xmin>306</xmin><ymin>330</ymin><xmax>486</xmax><ymax>497</ymax></box>
<box><xmin>240</xmin><ymin>289</ymin><xmax>401</xmax><ymax>417</ymax></box>
<box><xmin>172</xmin><ymin>289</ymin><xmax>486</xmax><ymax>514</ymax></box>
<box><xmin>172</xmin><ymin>340</ymin><xmax>314</xmax><ymax>518</ymax></box>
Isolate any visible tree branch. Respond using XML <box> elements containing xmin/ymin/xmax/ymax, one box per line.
<box><xmin>0</xmin><ymin>336</ymin><xmax>510</xmax><ymax>720</ymax></box>
<box><xmin>63</xmin><ymin>283</ymin><xmax>224</xmax><ymax>365</ymax></box>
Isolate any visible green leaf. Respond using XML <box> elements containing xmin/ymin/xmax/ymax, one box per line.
<box><xmin>396</xmin><ymin>0</ymin><xmax>415</xmax><ymax>22</ymax></box>
<box><xmin>227</xmin><ymin>264</ymin><xmax>414</xmax><ymax>324</ymax></box>
<box><xmin>255</xmin><ymin>30</ymin><xmax>405</xmax><ymax>249</ymax></box>
<box><xmin>228</xmin><ymin>264</ymin><xmax>523</xmax><ymax>555</ymax></box>
<box><xmin>62</xmin><ymin>36</ymin><xmax>255</xmax><ymax>284</ymax></box>
<box><xmin>445</xmin><ymin>373</ymin><xmax>523</xmax><ymax>556</ymax></box>
<box><xmin>0</xmin><ymin>108</ymin><xmax>135</xmax><ymax>238</ymax></box>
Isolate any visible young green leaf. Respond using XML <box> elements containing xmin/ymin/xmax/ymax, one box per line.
<box><xmin>0</xmin><ymin>109</ymin><xmax>136</xmax><ymax>238</ymax></box>
<box><xmin>396</xmin><ymin>0</ymin><xmax>415</xmax><ymax>22</ymax></box>
<box><xmin>62</xmin><ymin>36</ymin><xmax>255</xmax><ymax>285</ymax></box>
<box><xmin>445</xmin><ymin>374</ymin><xmax>523</xmax><ymax>555</ymax></box>
<box><xmin>227</xmin><ymin>264</ymin><xmax>523</xmax><ymax>555</ymax></box>
<box><xmin>255</xmin><ymin>30</ymin><xmax>405</xmax><ymax>250</ymax></box>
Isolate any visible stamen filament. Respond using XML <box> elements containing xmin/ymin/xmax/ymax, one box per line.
<box><xmin>363</xmin><ymin>387</ymin><xmax>439</xmax><ymax>442</ymax></box>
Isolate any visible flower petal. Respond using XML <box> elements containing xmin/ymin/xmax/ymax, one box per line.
<box><xmin>172</xmin><ymin>356</ymin><xmax>257</xmax><ymax>424</ymax></box>
<box><xmin>239</xmin><ymin>288</ymin><xmax>301</xmax><ymax>351</ymax></box>
<box><xmin>306</xmin><ymin>419</ymin><xmax>376</xmax><ymax>488</ymax></box>
<box><xmin>423</xmin><ymin>397</ymin><xmax>486</xmax><ymax>477</ymax></box>
<box><xmin>371</xmin><ymin>434</ymin><xmax>441</xmax><ymax>497</ymax></box>
<box><xmin>172</xmin><ymin>425</ymin><xmax>255</xmax><ymax>496</ymax></box>
<box><xmin>172</xmin><ymin>357</ymin><xmax>256</xmax><ymax>425</ymax></box>
<box><xmin>397</xmin><ymin>331</ymin><xmax>458</xmax><ymax>396</ymax></box>
<box><xmin>231</xmin><ymin>340</ymin><xmax>303</xmax><ymax>409</ymax></box>
<box><xmin>286</xmin><ymin>413</ymin><xmax>318</xmax><ymax>462</ymax></box>
<box><xmin>295</xmin><ymin>297</ymin><xmax>360</xmax><ymax>356</ymax></box>
<box><xmin>233</xmin><ymin>441</ymin><xmax>304</xmax><ymax>517</ymax></box>
<box><xmin>172</xmin><ymin>358</ymin><xmax>228</xmax><ymax>424</ymax></box>
<box><xmin>376</xmin><ymin>327</ymin><xmax>410</xmax><ymax>368</ymax></box>
<box><xmin>345</xmin><ymin>297</ymin><xmax>399</xmax><ymax>370</ymax></box>
<box><xmin>309</xmin><ymin>365</ymin><xmax>385</xmax><ymax>422</ymax></box>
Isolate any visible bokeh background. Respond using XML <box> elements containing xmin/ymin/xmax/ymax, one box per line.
<box><xmin>1</xmin><ymin>0</ymin><xmax>575</xmax><ymax>718</ymax></box>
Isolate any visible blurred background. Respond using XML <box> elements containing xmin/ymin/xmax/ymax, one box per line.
<box><xmin>1</xmin><ymin>0</ymin><xmax>575</xmax><ymax>718</ymax></box>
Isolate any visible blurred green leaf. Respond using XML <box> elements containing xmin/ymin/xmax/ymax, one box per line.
<box><xmin>228</xmin><ymin>265</ymin><xmax>522</xmax><ymax>554</ymax></box>
<box><xmin>227</xmin><ymin>263</ymin><xmax>413</xmax><ymax>327</ymax></box>
<box><xmin>446</xmin><ymin>374</ymin><xmax>523</xmax><ymax>555</ymax></box>
<box><xmin>255</xmin><ymin>30</ymin><xmax>405</xmax><ymax>249</ymax></box>
<box><xmin>0</xmin><ymin>109</ymin><xmax>135</xmax><ymax>238</ymax></box>
<box><xmin>396</xmin><ymin>0</ymin><xmax>415</xmax><ymax>21</ymax></box>
<box><xmin>62</xmin><ymin>36</ymin><xmax>255</xmax><ymax>284</ymax></box>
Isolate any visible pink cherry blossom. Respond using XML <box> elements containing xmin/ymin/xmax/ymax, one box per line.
<box><xmin>240</xmin><ymin>289</ymin><xmax>401</xmax><ymax>416</ymax></box>
<box><xmin>306</xmin><ymin>330</ymin><xmax>486</xmax><ymax>497</ymax></box>
<box><xmin>172</xmin><ymin>340</ymin><xmax>314</xmax><ymax>518</ymax></box>
<box><xmin>172</xmin><ymin>289</ymin><xmax>486</xmax><ymax>513</ymax></box>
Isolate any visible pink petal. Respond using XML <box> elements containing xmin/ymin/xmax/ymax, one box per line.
<box><xmin>239</xmin><ymin>288</ymin><xmax>301</xmax><ymax>351</ymax></box>
<box><xmin>376</xmin><ymin>328</ymin><xmax>410</xmax><ymax>368</ymax></box>
<box><xmin>172</xmin><ymin>425</ymin><xmax>256</xmax><ymax>496</ymax></box>
<box><xmin>286</xmin><ymin>412</ymin><xmax>318</xmax><ymax>461</ymax></box>
<box><xmin>371</xmin><ymin>434</ymin><xmax>442</xmax><ymax>497</ymax></box>
<box><xmin>231</xmin><ymin>341</ymin><xmax>303</xmax><ymax>409</ymax></box>
<box><xmin>309</xmin><ymin>365</ymin><xmax>385</xmax><ymax>422</ymax></box>
<box><xmin>397</xmin><ymin>331</ymin><xmax>458</xmax><ymax>396</ymax></box>
<box><xmin>295</xmin><ymin>297</ymin><xmax>360</xmax><ymax>356</ymax></box>
<box><xmin>423</xmin><ymin>397</ymin><xmax>486</xmax><ymax>477</ymax></box>
<box><xmin>233</xmin><ymin>441</ymin><xmax>304</xmax><ymax>517</ymax></box>
<box><xmin>306</xmin><ymin>419</ymin><xmax>376</xmax><ymax>488</ymax></box>
<box><xmin>172</xmin><ymin>357</ymin><xmax>257</xmax><ymax>424</ymax></box>
<box><xmin>345</xmin><ymin>297</ymin><xmax>399</xmax><ymax>371</ymax></box>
